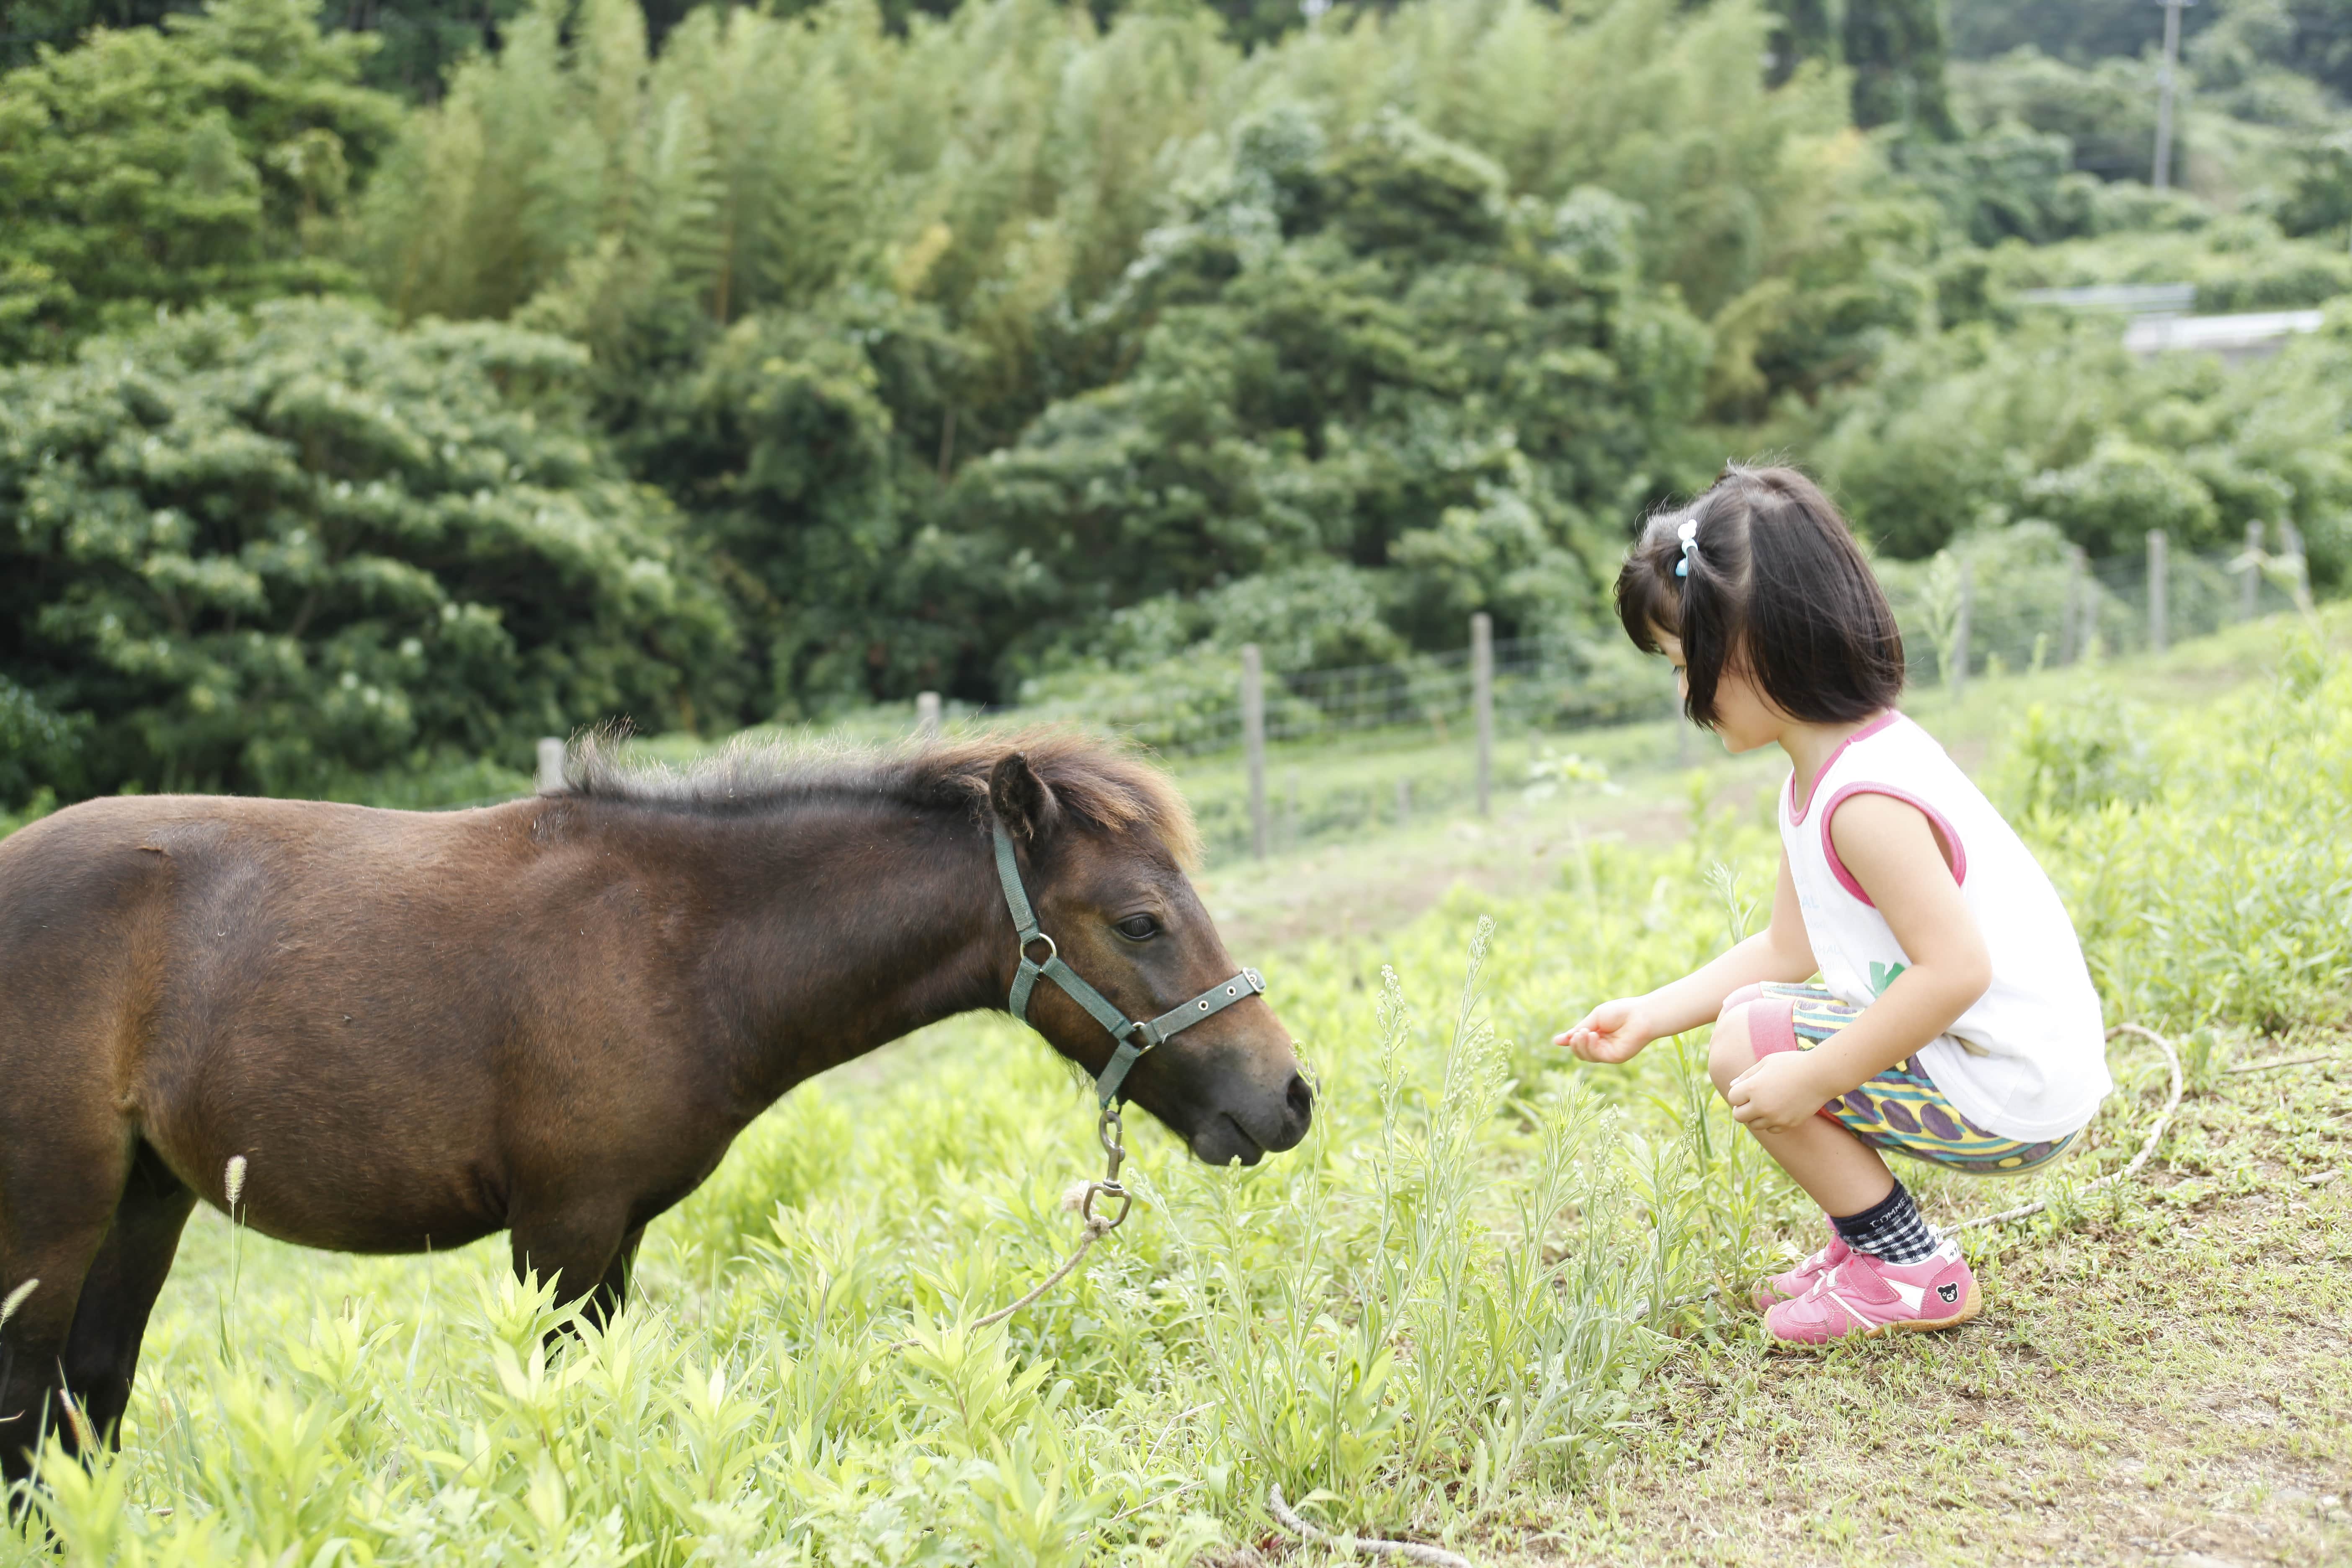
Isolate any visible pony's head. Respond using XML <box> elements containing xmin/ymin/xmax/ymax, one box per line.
<box><xmin>975</xmin><ymin>743</ymin><xmax>1312</xmax><ymax>1166</ymax></box>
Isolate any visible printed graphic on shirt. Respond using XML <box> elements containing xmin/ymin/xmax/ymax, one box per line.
<box><xmin>1869</xmin><ymin>959</ymin><xmax>1908</xmax><ymax>997</ymax></box>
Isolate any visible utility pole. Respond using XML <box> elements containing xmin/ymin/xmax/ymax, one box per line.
<box><xmin>1949</xmin><ymin>559</ymin><xmax>1972</xmax><ymax>702</ymax></box>
<box><xmin>2152</xmin><ymin>0</ymin><xmax>2193</xmax><ymax>191</ymax></box>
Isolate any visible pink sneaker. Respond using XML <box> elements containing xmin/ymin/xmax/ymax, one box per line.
<box><xmin>1751</xmin><ymin>1224</ymin><xmax>1848</xmax><ymax>1310</ymax></box>
<box><xmin>1764</xmin><ymin>1243</ymin><xmax>1979</xmax><ymax>1346</ymax></box>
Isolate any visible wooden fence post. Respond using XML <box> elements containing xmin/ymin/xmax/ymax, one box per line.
<box><xmin>2242</xmin><ymin>521</ymin><xmax>2264</xmax><ymax>622</ymax></box>
<box><xmin>915</xmin><ymin>690</ymin><xmax>941</xmax><ymax>740</ymax></box>
<box><xmin>1241</xmin><ymin>644</ymin><xmax>1269</xmax><ymax>861</ymax></box>
<box><xmin>2061</xmin><ymin>546</ymin><xmax>2086</xmax><ymax>665</ymax></box>
<box><xmin>1950</xmin><ymin>558</ymin><xmax>1972</xmax><ymax>701</ymax></box>
<box><xmin>1471</xmin><ymin>612</ymin><xmax>1493</xmax><ymax>816</ymax></box>
<box><xmin>2147</xmin><ymin>529</ymin><xmax>2169</xmax><ymax>655</ymax></box>
<box><xmin>535</xmin><ymin>737</ymin><xmax>566</xmax><ymax>794</ymax></box>
<box><xmin>2282</xmin><ymin>520</ymin><xmax>2315</xmax><ymax>616</ymax></box>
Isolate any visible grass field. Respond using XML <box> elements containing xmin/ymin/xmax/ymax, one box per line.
<box><xmin>6</xmin><ymin>615</ymin><xmax>2350</xmax><ymax>1566</ymax></box>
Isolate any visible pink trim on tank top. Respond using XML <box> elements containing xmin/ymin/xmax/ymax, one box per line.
<box><xmin>1818</xmin><ymin>784</ymin><xmax>1969</xmax><ymax>906</ymax></box>
<box><xmin>1787</xmin><ymin>710</ymin><xmax>1901</xmax><ymax>825</ymax></box>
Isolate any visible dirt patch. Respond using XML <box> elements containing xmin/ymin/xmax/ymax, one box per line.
<box><xmin>1195</xmin><ymin>762</ymin><xmax>1780</xmax><ymax>954</ymax></box>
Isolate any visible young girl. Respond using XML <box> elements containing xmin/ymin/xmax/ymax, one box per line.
<box><xmin>1557</xmin><ymin>465</ymin><xmax>2110</xmax><ymax>1346</ymax></box>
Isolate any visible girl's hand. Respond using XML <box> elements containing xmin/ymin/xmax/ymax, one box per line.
<box><xmin>1553</xmin><ymin>998</ymin><xmax>1653</xmax><ymax>1064</ymax></box>
<box><xmin>1726</xmin><ymin>1051</ymin><xmax>1834</xmax><ymax>1135</ymax></box>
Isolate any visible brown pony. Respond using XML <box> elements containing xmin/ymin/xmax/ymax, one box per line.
<box><xmin>0</xmin><ymin>734</ymin><xmax>1310</xmax><ymax>1481</ymax></box>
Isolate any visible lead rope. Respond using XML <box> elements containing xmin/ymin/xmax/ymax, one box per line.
<box><xmin>878</xmin><ymin>1103</ymin><xmax>1135</xmax><ymax>1354</ymax></box>
<box><xmin>881</xmin><ymin>818</ymin><xmax>1235</xmax><ymax>1353</ymax></box>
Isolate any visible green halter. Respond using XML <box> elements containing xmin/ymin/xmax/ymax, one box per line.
<box><xmin>991</xmin><ymin>820</ymin><xmax>1266</xmax><ymax>1106</ymax></box>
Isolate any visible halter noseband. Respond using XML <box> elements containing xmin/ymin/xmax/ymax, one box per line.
<box><xmin>990</xmin><ymin>819</ymin><xmax>1265</xmax><ymax>1107</ymax></box>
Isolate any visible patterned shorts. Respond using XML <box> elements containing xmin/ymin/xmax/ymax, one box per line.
<box><xmin>1729</xmin><ymin>982</ymin><xmax>2080</xmax><ymax>1176</ymax></box>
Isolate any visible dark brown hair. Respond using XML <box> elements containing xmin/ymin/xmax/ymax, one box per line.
<box><xmin>1616</xmin><ymin>464</ymin><xmax>1904</xmax><ymax>729</ymax></box>
<box><xmin>565</xmin><ymin>726</ymin><xmax>1202</xmax><ymax>865</ymax></box>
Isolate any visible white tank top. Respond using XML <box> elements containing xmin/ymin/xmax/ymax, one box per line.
<box><xmin>1779</xmin><ymin>712</ymin><xmax>2112</xmax><ymax>1141</ymax></box>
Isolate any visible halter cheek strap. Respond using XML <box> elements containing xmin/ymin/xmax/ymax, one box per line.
<box><xmin>991</xmin><ymin>820</ymin><xmax>1266</xmax><ymax>1106</ymax></box>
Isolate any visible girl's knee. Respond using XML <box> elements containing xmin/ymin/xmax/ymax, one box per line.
<box><xmin>1707</xmin><ymin>1002</ymin><xmax>1757</xmax><ymax>1099</ymax></box>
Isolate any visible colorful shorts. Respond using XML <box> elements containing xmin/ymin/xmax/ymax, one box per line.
<box><xmin>1729</xmin><ymin>982</ymin><xmax>2079</xmax><ymax>1176</ymax></box>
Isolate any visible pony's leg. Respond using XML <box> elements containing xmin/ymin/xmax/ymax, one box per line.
<box><xmin>59</xmin><ymin>1145</ymin><xmax>196</xmax><ymax>1454</ymax></box>
<box><xmin>582</xmin><ymin>1226</ymin><xmax>645</xmax><ymax>1333</ymax></box>
<box><xmin>0</xmin><ymin>1133</ymin><xmax>128</xmax><ymax>1484</ymax></box>
<box><xmin>507</xmin><ymin>1201</ymin><xmax>633</xmax><ymax>1319</ymax></box>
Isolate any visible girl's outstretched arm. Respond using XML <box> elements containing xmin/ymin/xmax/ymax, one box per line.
<box><xmin>1556</xmin><ymin>851</ymin><xmax>1818</xmax><ymax>1063</ymax></box>
<box><xmin>1725</xmin><ymin>792</ymin><xmax>1992</xmax><ymax>1134</ymax></box>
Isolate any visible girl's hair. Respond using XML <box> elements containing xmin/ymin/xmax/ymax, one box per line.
<box><xmin>1617</xmin><ymin>464</ymin><xmax>1904</xmax><ymax>729</ymax></box>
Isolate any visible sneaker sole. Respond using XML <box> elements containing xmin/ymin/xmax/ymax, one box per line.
<box><xmin>1765</xmin><ymin>1279</ymin><xmax>1981</xmax><ymax>1349</ymax></box>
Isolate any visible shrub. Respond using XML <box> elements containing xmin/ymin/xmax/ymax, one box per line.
<box><xmin>0</xmin><ymin>300</ymin><xmax>736</xmax><ymax>803</ymax></box>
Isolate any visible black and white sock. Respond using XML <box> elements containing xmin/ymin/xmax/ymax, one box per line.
<box><xmin>1831</xmin><ymin>1179</ymin><xmax>1941</xmax><ymax>1265</ymax></box>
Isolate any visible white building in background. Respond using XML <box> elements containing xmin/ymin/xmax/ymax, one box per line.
<box><xmin>2013</xmin><ymin>283</ymin><xmax>2328</xmax><ymax>366</ymax></box>
<box><xmin>2119</xmin><ymin>309</ymin><xmax>2326</xmax><ymax>364</ymax></box>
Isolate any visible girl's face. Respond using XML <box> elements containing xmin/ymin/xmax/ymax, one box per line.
<box><xmin>1655</xmin><ymin>630</ymin><xmax>1783</xmax><ymax>753</ymax></box>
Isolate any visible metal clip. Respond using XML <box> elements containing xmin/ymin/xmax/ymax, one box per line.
<box><xmin>1097</xmin><ymin>1103</ymin><xmax>1127</xmax><ymax>1185</ymax></box>
<box><xmin>1081</xmin><ymin>1181</ymin><xmax>1133</xmax><ymax>1229</ymax></box>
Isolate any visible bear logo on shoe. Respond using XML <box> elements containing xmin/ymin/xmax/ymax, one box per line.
<box><xmin>1937</xmin><ymin>1282</ymin><xmax>1959</xmax><ymax>1304</ymax></box>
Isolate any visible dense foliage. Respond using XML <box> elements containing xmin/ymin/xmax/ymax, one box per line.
<box><xmin>0</xmin><ymin>0</ymin><xmax>2347</xmax><ymax>810</ymax></box>
<box><xmin>0</xmin><ymin>0</ymin><xmax>401</xmax><ymax>360</ymax></box>
<box><xmin>0</xmin><ymin>301</ymin><xmax>732</xmax><ymax>798</ymax></box>
<box><xmin>1801</xmin><ymin>311</ymin><xmax>2352</xmax><ymax>571</ymax></box>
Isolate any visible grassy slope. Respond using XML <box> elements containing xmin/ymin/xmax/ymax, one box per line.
<box><xmin>1186</xmin><ymin>620</ymin><xmax>2352</xmax><ymax>1568</ymax></box>
<box><xmin>1519</xmin><ymin>1033</ymin><xmax>2352</xmax><ymax>1568</ymax></box>
<box><xmin>9</xmin><ymin>617</ymin><xmax>2349</xmax><ymax>1567</ymax></box>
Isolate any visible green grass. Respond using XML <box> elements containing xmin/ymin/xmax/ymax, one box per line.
<box><xmin>7</xmin><ymin>614</ymin><xmax>2350</xmax><ymax>1566</ymax></box>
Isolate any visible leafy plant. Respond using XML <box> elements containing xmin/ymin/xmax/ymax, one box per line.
<box><xmin>0</xmin><ymin>299</ymin><xmax>736</xmax><ymax>803</ymax></box>
<box><xmin>0</xmin><ymin>0</ymin><xmax>402</xmax><ymax>361</ymax></box>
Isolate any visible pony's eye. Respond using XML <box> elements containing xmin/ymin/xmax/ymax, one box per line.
<box><xmin>1115</xmin><ymin>914</ymin><xmax>1161</xmax><ymax>941</ymax></box>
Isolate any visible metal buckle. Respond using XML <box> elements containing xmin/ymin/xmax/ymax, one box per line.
<box><xmin>1081</xmin><ymin>1181</ymin><xmax>1133</xmax><ymax>1229</ymax></box>
<box><xmin>1019</xmin><ymin>930</ymin><xmax>1058</xmax><ymax>967</ymax></box>
<box><xmin>1097</xmin><ymin>1104</ymin><xmax>1127</xmax><ymax>1176</ymax></box>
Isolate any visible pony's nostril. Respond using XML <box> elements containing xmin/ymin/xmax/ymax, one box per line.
<box><xmin>1285</xmin><ymin>1072</ymin><xmax>1314</xmax><ymax>1124</ymax></box>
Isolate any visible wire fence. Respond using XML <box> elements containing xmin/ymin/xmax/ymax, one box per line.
<box><xmin>453</xmin><ymin>532</ymin><xmax>2317</xmax><ymax>858</ymax></box>
<box><xmin>1020</xmin><ymin>535</ymin><xmax>2313</xmax><ymax>764</ymax></box>
<box><xmin>1020</xmin><ymin>634</ymin><xmax>1673</xmax><ymax>759</ymax></box>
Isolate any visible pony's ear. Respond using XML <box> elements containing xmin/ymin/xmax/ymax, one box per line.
<box><xmin>989</xmin><ymin>751</ymin><xmax>1062</xmax><ymax>844</ymax></box>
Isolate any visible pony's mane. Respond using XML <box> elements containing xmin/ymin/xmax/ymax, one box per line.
<box><xmin>560</xmin><ymin>727</ymin><xmax>1202</xmax><ymax>867</ymax></box>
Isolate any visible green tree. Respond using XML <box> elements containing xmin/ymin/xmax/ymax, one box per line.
<box><xmin>354</xmin><ymin>0</ymin><xmax>1932</xmax><ymax>707</ymax></box>
<box><xmin>0</xmin><ymin>0</ymin><xmax>403</xmax><ymax>360</ymax></box>
<box><xmin>1801</xmin><ymin>311</ymin><xmax>2352</xmax><ymax>580</ymax></box>
<box><xmin>1947</xmin><ymin>0</ymin><xmax>2192</xmax><ymax>64</ymax></box>
<box><xmin>0</xmin><ymin>300</ymin><xmax>737</xmax><ymax>805</ymax></box>
<box><xmin>1846</xmin><ymin>0</ymin><xmax>1956</xmax><ymax>133</ymax></box>
<box><xmin>1953</xmin><ymin>46</ymin><xmax>2177</xmax><ymax>181</ymax></box>
<box><xmin>1765</xmin><ymin>0</ymin><xmax>1837</xmax><ymax>83</ymax></box>
<box><xmin>940</xmin><ymin>110</ymin><xmax>1713</xmax><ymax>688</ymax></box>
